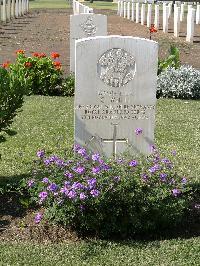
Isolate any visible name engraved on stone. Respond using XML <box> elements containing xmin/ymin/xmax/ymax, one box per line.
<box><xmin>98</xmin><ymin>90</ymin><xmax>122</xmax><ymax>103</ymax></box>
<box><xmin>75</xmin><ymin>104</ymin><xmax>155</xmax><ymax>120</ymax></box>
<box><xmin>97</xmin><ymin>48</ymin><xmax>136</xmax><ymax>88</ymax></box>
<box><xmin>80</xmin><ymin>16</ymin><xmax>97</xmax><ymax>36</ymax></box>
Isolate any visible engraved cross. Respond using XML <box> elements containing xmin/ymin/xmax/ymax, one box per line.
<box><xmin>103</xmin><ymin>123</ymin><xmax>128</xmax><ymax>158</ymax></box>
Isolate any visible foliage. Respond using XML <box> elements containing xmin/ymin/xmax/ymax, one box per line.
<box><xmin>157</xmin><ymin>65</ymin><xmax>200</xmax><ymax>99</ymax></box>
<box><xmin>0</xmin><ymin>67</ymin><xmax>24</xmax><ymax>133</ymax></box>
<box><xmin>8</xmin><ymin>50</ymin><xmax>64</xmax><ymax>96</ymax></box>
<box><xmin>26</xmin><ymin>142</ymin><xmax>191</xmax><ymax>238</ymax></box>
<box><xmin>158</xmin><ymin>45</ymin><xmax>180</xmax><ymax>75</ymax></box>
<box><xmin>62</xmin><ymin>74</ymin><xmax>75</xmax><ymax>96</ymax></box>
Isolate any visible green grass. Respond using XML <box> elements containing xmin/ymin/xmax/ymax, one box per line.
<box><xmin>0</xmin><ymin>237</ymin><xmax>200</xmax><ymax>265</ymax></box>
<box><xmin>30</xmin><ymin>0</ymin><xmax>70</xmax><ymax>9</ymax></box>
<box><xmin>0</xmin><ymin>96</ymin><xmax>199</xmax><ymax>185</ymax></box>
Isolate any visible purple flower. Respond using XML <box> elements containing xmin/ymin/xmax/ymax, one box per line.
<box><xmin>150</xmin><ymin>144</ymin><xmax>157</xmax><ymax>152</ymax></box>
<box><xmin>194</xmin><ymin>204</ymin><xmax>200</xmax><ymax>209</ymax></box>
<box><xmin>129</xmin><ymin>160</ymin><xmax>138</xmax><ymax>167</ymax></box>
<box><xmin>161</xmin><ymin>158</ymin><xmax>171</xmax><ymax>164</ymax></box>
<box><xmin>92</xmin><ymin>166</ymin><xmax>101</xmax><ymax>174</ymax></box>
<box><xmin>37</xmin><ymin>150</ymin><xmax>45</xmax><ymax>158</ymax></box>
<box><xmin>181</xmin><ymin>177</ymin><xmax>187</xmax><ymax>184</ymax></box>
<box><xmin>87</xmin><ymin>178</ymin><xmax>97</xmax><ymax>189</ymax></box>
<box><xmin>74</xmin><ymin>166</ymin><xmax>85</xmax><ymax>174</ymax></box>
<box><xmin>42</xmin><ymin>177</ymin><xmax>49</xmax><ymax>184</ymax></box>
<box><xmin>55</xmin><ymin>159</ymin><xmax>64</xmax><ymax>167</ymax></box>
<box><xmin>77</xmin><ymin>148</ymin><xmax>87</xmax><ymax>156</ymax></box>
<box><xmin>39</xmin><ymin>191</ymin><xmax>48</xmax><ymax>202</ymax></box>
<box><xmin>117</xmin><ymin>158</ymin><xmax>124</xmax><ymax>164</ymax></box>
<box><xmin>74</xmin><ymin>144</ymin><xmax>81</xmax><ymax>152</ymax></box>
<box><xmin>44</xmin><ymin>159</ymin><xmax>51</xmax><ymax>166</ymax></box>
<box><xmin>68</xmin><ymin>190</ymin><xmax>77</xmax><ymax>199</ymax></box>
<box><xmin>64</xmin><ymin>172</ymin><xmax>74</xmax><ymax>179</ymax></box>
<box><xmin>135</xmin><ymin>128</ymin><xmax>143</xmax><ymax>136</ymax></box>
<box><xmin>60</xmin><ymin>187</ymin><xmax>69</xmax><ymax>195</ymax></box>
<box><xmin>34</xmin><ymin>212</ymin><xmax>43</xmax><ymax>224</ymax></box>
<box><xmin>90</xmin><ymin>189</ymin><xmax>100</xmax><ymax>197</ymax></box>
<box><xmin>47</xmin><ymin>183</ymin><xmax>58</xmax><ymax>192</ymax></box>
<box><xmin>101</xmin><ymin>164</ymin><xmax>110</xmax><ymax>171</ymax></box>
<box><xmin>172</xmin><ymin>188</ymin><xmax>181</xmax><ymax>197</ymax></box>
<box><xmin>160</xmin><ymin>173</ymin><xmax>167</xmax><ymax>182</ymax></box>
<box><xmin>27</xmin><ymin>179</ymin><xmax>35</xmax><ymax>188</ymax></box>
<box><xmin>72</xmin><ymin>182</ymin><xmax>84</xmax><ymax>190</ymax></box>
<box><xmin>149</xmin><ymin>164</ymin><xmax>161</xmax><ymax>174</ymax></box>
<box><xmin>92</xmin><ymin>153</ymin><xmax>100</xmax><ymax>161</ymax></box>
<box><xmin>80</xmin><ymin>205</ymin><xmax>86</xmax><ymax>211</ymax></box>
<box><xmin>80</xmin><ymin>192</ymin><xmax>87</xmax><ymax>200</ymax></box>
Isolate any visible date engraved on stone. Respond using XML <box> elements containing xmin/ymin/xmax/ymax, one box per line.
<box><xmin>80</xmin><ymin>16</ymin><xmax>97</xmax><ymax>37</ymax></box>
<box><xmin>97</xmin><ymin>48</ymin><xmax>136</xmax><ymax>88</ymax></box>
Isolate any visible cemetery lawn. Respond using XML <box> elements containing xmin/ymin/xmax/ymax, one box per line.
<box><xmin>0</xmin><ymin>237</ymin><xmax>200</xmax><ymax>265</ymax></box>
<box><xmin>30</xmin><ymin>0</ymin><xmax>70</xmax><ymax>9</ymax></box>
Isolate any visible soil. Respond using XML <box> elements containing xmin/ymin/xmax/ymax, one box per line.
<box><xmin>0</xmin><ymin>8</ymin><xmax>200</xmax><ymax>242</ymax></box>
<box><xmin>0</xmin><ymin>8</ymin><xmax>200</xmax><ymax>74</ymax></box>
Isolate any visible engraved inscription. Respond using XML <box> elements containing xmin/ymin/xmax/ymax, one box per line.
<box><xmin>76</xmin><ymin>104</ymin><xmax>155</xmax><ymax>120</ymax></box>
<box><xmin>80</xmin><ymin>16</ymin><xmax>97</xmax><ymax>37</ymax></box>
<box><xmin>97</xmin><ymin>48</ymin><xmax>136</xmax><ymax>88</ymax></box>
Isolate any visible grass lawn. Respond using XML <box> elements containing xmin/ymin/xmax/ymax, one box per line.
<box><xmin>0</xmin><ymin>237</ymin><xmax>200</xmax><ymax>265</ymax></box>
<box><xmin>30</xmin><ymin>0</ymin><xmax>70</xmax><ymax>9</ymax></box>
<box><xmin>84</xmin><ymin>1</ymin><xmax>117</xmax><ymax>10</ymax></box>
<box><xmin>0</xmin><ymin>96</ymin><xmax>199</xmax><ymax>186</ymax></box>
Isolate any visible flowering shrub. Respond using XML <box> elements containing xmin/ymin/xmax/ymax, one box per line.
<box><xmin>0</xmin><ymin>67</ymin><xmax>24</xmax><ymax>133</ymax></box>
<box><xmin>27</xmin><ymin>141</ymin><xmax>191</xmax><ymax>238</ymax></box>
<box><xmin>157</xmin><ymin>65</ymin><xmax>200</xmax><ymax>99</ymax></box>
<box><xmin>8</xmin><ymin>50</ymin><xmax>63</xmax><ymax>96</ymax></box>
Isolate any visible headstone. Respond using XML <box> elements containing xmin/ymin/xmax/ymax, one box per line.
<box><xmin>127</xmin><ymin>1</ymin><xmax>130</xmax><ymax>20</ymax></box>
<box><xmin>2</xmin><ymin>0</ymin><xmax>7</xmax><ymax>22</ymax></box>
<box><xmin>163</xmin><ymin>3</ymin><xmax>169</xmax><ymax>33</ymax></box>
<box><xmin>147</xmin><ymin>3</ymin><xmax>152</xmax><ymax>27</ymax></box>
<box><xmin>119</xmin><ymin>0</ymin><xmax>123</xmax><ymax>16</ymax></box>
<box><xmin>75</xmin><ymin>36</ymin><xmax>158</xmax><ymax>158</ymax></box>
<box><xmin>123</xmin><ymin>1</ymin><xmax>127</xmax><ymax>18</ymax></box>
<box><xmin>131</xmin><ymin>0</ymin><xmax>135</xmax><ymax>21</ymax></box>
<box><xmin>141</xmin><ymin>3</ymin><xmax>145</xmax><ymax>25</ymax></box>
<box><xmin>174</xmin><ymin>6</ymin><xmax>180</xmax><ymax>37</ymax></box>
<box><xmin>70</xmin><ymin>14</ymin><xmax>107</xmax><ymax>73</ymax></box>
<box><xmin>7</xmin><ymin>0</ymin><xmax>11</xmax><ymax>21</ymax></box>
<box><xmin>136</xmin><ymin>2</ymin><xmax>139</xmax><ymax>23</ymax></box>
<box><xmin>186</xmin><ymin>8</ymin><xmax>195</xmax><ymax>42</ymax></box>
<box><xmin>15</xmin><ymin>0</ymin><xmax>19</xmax><ymax>17</ymax></box>
<box><xmin>180</xmin><ymin>3</ymin><xmax>185</xmax><ymax>22</ymax></box>
<box><xmin>154</xmin><ymin>4</ymin><xmax>159</xmax><ymax>29</ymax></box>
<box><xmin>11</xmin><ymin>0</ymin><xmax>15</xmax><ymax>18</ymax></box>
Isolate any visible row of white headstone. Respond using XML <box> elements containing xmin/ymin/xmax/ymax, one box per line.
<box><xmin>73</xmin><ymin>0</ymin><xmax>93</xmax><ymax>15</ymax></box>
<box><xmin>117</xmin><ymin>1</ymin><xmax>200</xmax><ymax>43</ymax></box>
<box><xmin>0</xmin><ymin>0</ymin><xmax>29</xmax><ymax>23</ymax></box>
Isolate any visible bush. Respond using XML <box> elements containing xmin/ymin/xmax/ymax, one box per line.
<box><xmin>9</xmin><ymin>50</ymin><xmax>64</xmax><ymax>96</ymax></box>
<box><xmin>26</xmin><ymin>143</ymin><xmax>191</xmax><ymax>238</ymax></box>
<box><xmin>62</xmin><ymin>74</ymin><xmax>75</xmax><ymax>97</ymax></box>
<box><xmin>0</xmin><ymin>67</ymin><xmax>24</xmax><ymax>133</ymax></box>
<box><xmin>157</xmin><ymin>65</ymin><xmax>200</xmax><ymax>99</ymax></box>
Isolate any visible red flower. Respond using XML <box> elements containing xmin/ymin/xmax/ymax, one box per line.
<box><xmin>51</xmin><ymin>52</ymin><xmax>60</xmax><ymax>59</ymax></box>
<box><xmin>33</xmin><ymin>52</ymin><xmax>40</xmax><ymax>57</ymax></box>
<box><xmin>16</xmin><ymin>49</ymin><xmax>25</xmax><ymax>54</ymax></box>
<box><xmin>24</xmin><ymin>62</ymin><xmax>32</xmax><ymax>68</ymax></box>
<box><xmin>2</xmin><ymin>61</ymin><xmax>10</xmax><ymax>68</ymax></box>
<box><xmin>54</xmin><ymin>61</ymin><xmax>62</xmax><ymax>70</ymax></box>
<box><xmin>38</xmin><ymin>53</ymin><xmax>46</xmax><ymax>58</ymax></box>
<box><xmin>149</xmin><ymin>25</ymin><xmax>157</xmax><ymax>33</ymax></box>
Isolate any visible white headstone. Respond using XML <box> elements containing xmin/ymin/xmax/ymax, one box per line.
<box><xmin>141</xmin><ymin>3</ymin><xmax>146</xmax><ymax>25</ymax></box>
<box><xmin>123</xmin><ymin>1</ymin><xmax>127</xmax><ymax>18</ymax></box>
<box><xmin>15</xmin><ymin>0</ymin><xmax>19</xmax><ymax>17</ymax></box>
<box><xmin>147</xmin><ymin>4</ymin><xmax>152</xmax><ymax>28</ymax></box>
<box><xmin>131</xmin><ymin>0</ymin><xmax>135</xmax><ymax>21</ymax></box>
<box><xmin>127</xmin><ymin>1</ymin><xmax>130</xmax><ymax>20</ymax></box>
<box><xmin>154</xmin><ymin>4</ymin><xmax>159</xmax><ymax>29</ymax></box>
<box><xmin>186</xmin><ymin>8</ymin><xmax>195</xmax><ymax>42</ymax></box>
<box><xmin>11</xmin><ymin>0</ymin><xmax>15</xmax><ymax>18</ymax></box>
<box><xmin>174</xmin><ymin>6</ymin><xmax>180</xmax><ymax>37</ymax></box>
<box><xmin>70</xmin><ymin>14</ymin><xmax>107</xmax><ymax>73</ymax></box>
<box><xmin>180</xmin><ymin>3</ymin><xmax>185</xmax><ymax>22</ymax></box>
<box><xmin>163</xmin><ymin>4</ymin><xmax>169</xmax><ymax>33</ymax></box>
<box><xmin>75</xmin><ymin>36</ymin><xmax>158</xmax><ymax>158</ymax></box>
<box><xmin>7</xmin><ymin>0</ymin><xmax>11</xmax><ymax>21</ymax></box>
<box><xmin>119</xmin><ymin>0</ymin><xmax>123</xmax><ymax>16</ymax></box>
<box><xmin>2</xmin><ymin>0</ymin><xmax>7</xmax><ymax>22</ymax></box>
<box><xmin>136</xmin><ymin>2</ymin><xmax>140</xmax><ymax>23</ymax></box>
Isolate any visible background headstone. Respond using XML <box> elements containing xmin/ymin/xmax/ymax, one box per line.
<box><xmin>75</xmin><ymin>36</ymin><xmax>158</xmax><ymax>158</ymax></box>
<box><xmin>70</xmin><ymin>14</ymin><xmax>107</xmax><ymax>72</ymax></box>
